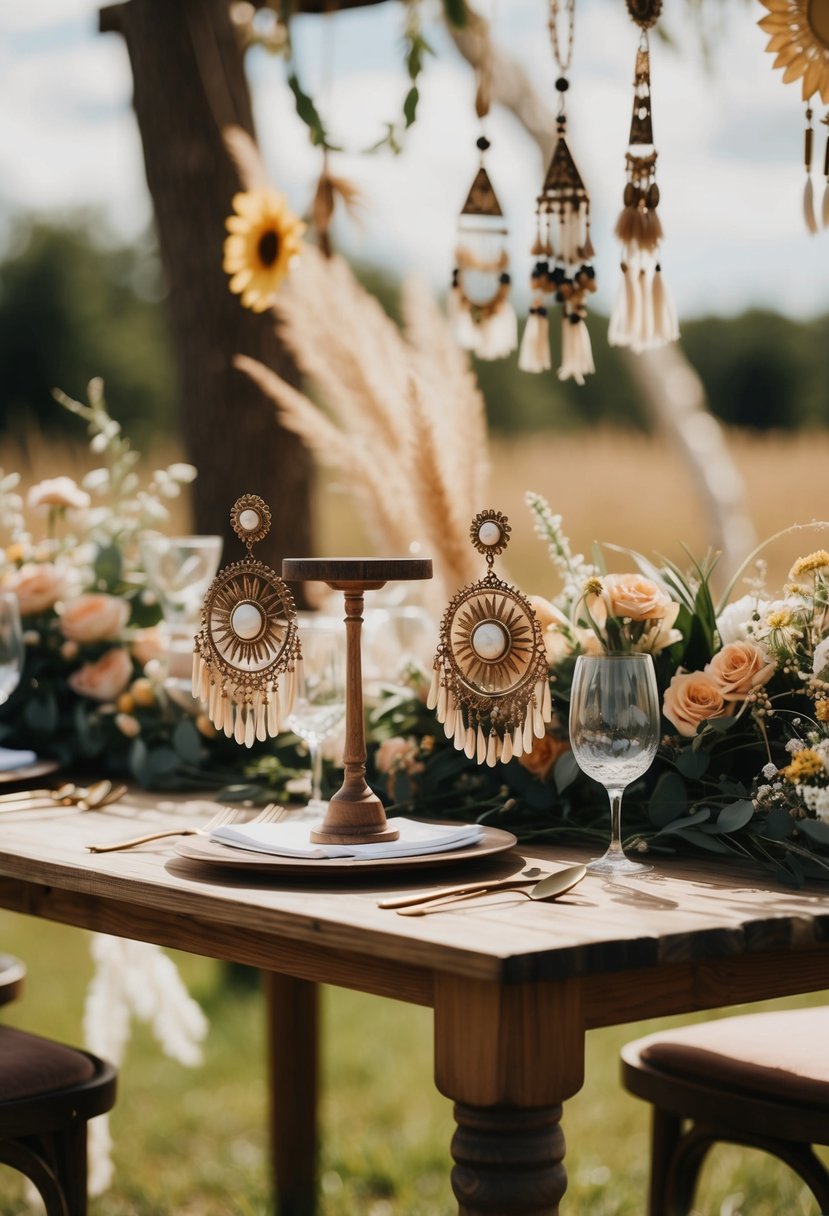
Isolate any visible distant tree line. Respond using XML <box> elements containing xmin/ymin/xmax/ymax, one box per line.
<box><xmin>0</xmin><ymin>216</ymin><xmax>826</xmax><ymax>445</ymax></box>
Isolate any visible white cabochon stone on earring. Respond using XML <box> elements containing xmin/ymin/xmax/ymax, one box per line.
<box><xmin>471</xmin><ymin>620</ymin><xmax>509</xmax><ymax>661</ymax></box>
<box><xmin>478</xmin><ymin>520</ymin><xmax>502</xmax><ymax>547</ymax></box>
<box><xmin>238</xmin><ymin>508</ymin><xmax>261</xmax><ymax>532</ymax></box>
<box><xmin>230</xmin><ymin>601</ymin><xmax>265</xmax><ymax>641</ymax></box>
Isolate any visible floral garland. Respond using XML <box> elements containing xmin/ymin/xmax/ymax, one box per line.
<box><xmin>362</xmin><ymin>495</ymin><xmax>829</xmax><ymax>888</ymax></box>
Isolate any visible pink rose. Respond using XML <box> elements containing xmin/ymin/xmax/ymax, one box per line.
<box><xmin>705</xmin><ymin>641</ymin><xmax>776</xmax><ymax>701</ymax></box>
<box><xmin>131</xmin><ymin>626</ymin><xmax>166</xmax><ymax>667</ymax></box>
<box><xmin>59</xmin><ymin>594</ymin><xmax>130</xmax><ymax>643</ymax></box>
<box><xmin>3</xmin><ymin>563</ymin><xmax>63</xmax><ymax>616</ymax></box>
<box><xmin>663</xmin><ymin>670</ymin><xmax>732</xmax><ymax>737</ymax></box>
<box><xmin>603</xmin><ymin>573</ymin><xmax>675</xmax><ymax>622</ymax></box>
<box><xmin>27</xmin><ymin>477</ymin><xmax>90</xmax><ymax>511</ymax></box>
<box><xmin>68</xmin><ymin>648</ymin><xmax>133</xmax><ymax>703</ymax></box>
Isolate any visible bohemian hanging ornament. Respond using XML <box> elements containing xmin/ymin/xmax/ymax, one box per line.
<box><xmin>518</xmin><ymin>0</ymin><xmax>597</xmax><ymax>383</ymax></box>
<box><xmin>449</xmin><ymin>35</ymin><xmax>518</xmax><ymax>360</ymax></box>
<box><xmin>192</xmin><ymin>495</ymin><xmax>302</xmax><ymax>748</ymax></box>
<box><xmin>608</xmin><ymin>0</ymin><xmax>679</xmax><ymax>352</ymax></box>
<box><xmin>758</xmin><ymin>0</ymin><xmax>829</xmax><ymax>233</ymax></box>
<box><xmin>427</xmin><ymin>510</ymin><xmax>552</xmax><ymax>767</ymax></box>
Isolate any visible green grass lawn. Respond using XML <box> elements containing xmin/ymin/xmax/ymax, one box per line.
<box><xmin>0</xmin><ymin>911</ymin><xmax>825</xmax><ymax>1214</ymax></box>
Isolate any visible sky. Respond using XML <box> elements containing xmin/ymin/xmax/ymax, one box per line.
<box><xmin>0</xmin><ymin>0</ymin><xmax>827</xmax><ymax>320</ymax></box>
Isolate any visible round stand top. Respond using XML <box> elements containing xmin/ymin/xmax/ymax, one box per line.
<box><xmin>282</xmin><ymin>557</ymin><xmax>433</xmax><ymax>587</ymax></box>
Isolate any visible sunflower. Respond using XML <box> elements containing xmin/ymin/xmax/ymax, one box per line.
<box><xmin>758</xmin><ymin>0</ymin><xmax>829</xmax><ymax>103</ymax></box>
<box><xmin>223</xmin><ymin>189</ymin><xmax>306</xmax><ymax>313</ymax></box>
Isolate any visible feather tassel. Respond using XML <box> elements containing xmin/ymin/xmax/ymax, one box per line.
<box><xmin>518</xmin><ymin>308</ymin><xmax>551</xmax><ymax>373</ymax></box>
<box><xmin>804</xmin><ymin>176</ymin><xmax>819</xmax><ymax>234</ymax></box>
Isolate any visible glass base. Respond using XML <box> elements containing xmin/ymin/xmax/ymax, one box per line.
<box><xmin>586</xmin><ymin>852</ymin><xmax>652</xmax><ymax>876</ymax></box>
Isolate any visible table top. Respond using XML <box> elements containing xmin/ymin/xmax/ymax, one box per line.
<box><xmin>0</xmin><ymin>792</ymin><xmax>827</xmax><ymax>1009</ymax></box>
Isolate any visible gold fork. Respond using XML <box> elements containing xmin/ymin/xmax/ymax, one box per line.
<box><xmin>86</xmin><ymin>803</ymin><xmax>286</xmax><ymax>853</ymax></box>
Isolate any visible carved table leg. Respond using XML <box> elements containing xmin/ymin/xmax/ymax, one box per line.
<box><xmin>434</xmin><ymin>974</ymin><xmax>585</xmax><ymax>1216</ymax></box>
<box><xmin>263</xmin><ymin>972</ymin><xmax>319</xmax><ymax>1216</ymax></box>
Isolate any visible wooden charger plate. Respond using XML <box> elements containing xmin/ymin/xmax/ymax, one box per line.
<box><xmin>175</xmin><ymin>824</ymin><xmax>517</xmax><ymax>877</ymax></box>
<box><xmin>0</xmin><ymin>759</ymin><xmax>59</xmax><ymax>786</ymax></box>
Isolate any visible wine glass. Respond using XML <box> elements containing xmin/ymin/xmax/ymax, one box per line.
<box><xmin>286</xmin><ymin>615</ymin><xmax>346</xmax><ymax>812</ymax></box>
<box><xmin>568</xmin><ymin>653</ymin><xmax>660</xmax><ymax>875</ymax></box>
<box><xmin>0</xmin><ymin>594</ymin><xmax>23</xmax><ymax>707</ymax></box>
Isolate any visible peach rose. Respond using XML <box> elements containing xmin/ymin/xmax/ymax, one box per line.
<box><xmin>663</xmin><ymin>670</ymin><xmax>732</xmax><ymax>737</ymax></box>
<box><xmin>131</xmin><ymin>626</ymin><xmax>165</xmax><ymax>667</ymax></box>
<box><xmin>603</xmin><ymin>573</ymin><xmax>675</xmax><ymax>622</ymax></box>
<box><xmin>705</xmin><ymin>640</ymin><xmax>776</xmax><ymax>701</ymax></box>
<box><xmin>59</xmin><ymin>594</ymin><xmax>130</xmax><ymax>643</ymax></box>
<box><xmin>27</xmin><ymin>477</ymin><xmax>90</xmax><ymax>512</ymax></box>
<box><xmin>68</xmin><ymin>648</ymin><xmax>133</xmax><ymax>703</ymax></box>
<box><xmin>518</xmin><ymin>731</ymin><xmax>571</xmax><ymax>780</ymax></box>
<box><xmin>3</xmin><ymin>563</ymin><xmax>64</xmax><ymax>616</ymax></box>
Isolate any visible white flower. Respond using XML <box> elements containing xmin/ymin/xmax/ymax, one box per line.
<box><xmin>762</xmin><ymin>762</ymin><xmax>778</xmax><ymax>779</ymax></box>
<box><xmin>82</xmin><ymin>469</ymin><xmax>110</xmax><ymax>493</ymax></box>
<box><xmin>716</xmin><ymin>594</ymin><xmax>768</xmax><ymax>646</ymax></box>
<box><xmin>167</xmin><ymin>463</ymin><xmax>197</xmax><ymax>484</ymax></box>
<box><xmin>27</xmin><ymin>476</ymin><xmax>90</xmax><ymax>512</ymax></box>
<box><xmin>813</xmin><ymin>636</ymin><xmax>829</xmax><ymax>679</ymax></box>
<box><xmin>798</xmin><ymin>785</ymin><xmax>829</xmax><ymax>823</ymax></box>
<box><xmin>786</xmin><ymin>738</ymin><xmax>805</xmax><ymax>754</ymax></box>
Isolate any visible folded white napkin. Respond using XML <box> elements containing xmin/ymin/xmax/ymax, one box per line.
<box><xmin>0</xmin><ymin>747</ymin><xmax>37</xmax><ymax>772</ymax></box>
<box><xmin>211</xmin><ymin>816</ymin><xmax>483</xmax><ymax>860</ymax></box>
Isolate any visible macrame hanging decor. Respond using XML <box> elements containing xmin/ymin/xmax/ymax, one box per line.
<box><xmin>609</xmin><ymin>0</ymin><xmax>679</xmax><ymax>351</ymax></box>
<box><xmin>518</xmin><ymin>0</ymin><xmax>597</xmax><ymax>383</ymax></box>
<box><xmin>449</xmin><ymin>34</ymin><xmax>518</xmax><ymax>360</ymax></box>
<box><xmin>192</xmin><ymin>495</ymin><xmax>302</xmax><ymax>747</ymax></box>
<box><xmin>427</xmin><ymin>510</ymin><xmax>552</xmax><ymax>767</ymax></box>
<box><xmin>758</xmin><ymin>0</ymin><xmax>829</xmax><ymax>234</ymax></box>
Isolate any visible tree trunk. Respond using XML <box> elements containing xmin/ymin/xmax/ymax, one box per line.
<box><xmin>100</xmin><ymin>0</ymin><xmax>312</xmax><ymax>573</ymax></box>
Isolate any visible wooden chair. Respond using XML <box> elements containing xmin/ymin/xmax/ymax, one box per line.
<box><xmin>621</xmin><ymin>1008</ymin><xmax>829</xmax><ymax>1216</ymax></box>
<box><xmin>0</xmin><ymin>953</ymin><xmax>117</xmax><ymax>1215</ymax></box>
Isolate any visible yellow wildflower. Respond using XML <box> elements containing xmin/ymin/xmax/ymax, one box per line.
<box><xmin>223</xmin><ymin>189</ymin><xmax>305</xmax><ymax>313</ymax></box>
<box><xmin>789</xmin><ymin>551</ymin><xmax>829</xmax><ymax>579</ymax></box>
<box><xmin>816</xmin><ymin>699</ymin><xmax>829</xmax><ymax>723</ymax></box>
<box><xmin>766</xmin><ymin>608</ymin><xmax>792</xmax><ymax>629</ymax></box>
<box><xmin>781</xmin><ymin>748</ymin><xmax>825</xmax><ymax>783</ymax></box>
<box><xmin>583</xmin><ymin>576</ymin><xmax>604</xmax><ymax>598</ymax></box>
<box><xmin>5</xmin><ymin>544</ymin><xmax>25</xmax><ymax>563</ymax></box>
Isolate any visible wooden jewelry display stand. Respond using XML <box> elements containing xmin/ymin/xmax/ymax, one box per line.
<box><xmin>282</xmin><ymin>557</ymin><xmax>433</xmax><ymax>845</ymax></box>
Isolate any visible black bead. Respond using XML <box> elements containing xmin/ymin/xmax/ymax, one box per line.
<box><xmin>568</xmin><ymin>312</ymin><xmax>582</xmax><ymax>325</ymax></box>
<box><xmin>476</xmin><ymin>135</ymin><xmax>491</xmax><ymax>152</ymax></box>
<box><xmin>585</xmin><ymin>266</ymin><xmax>596</xmax><ymax>280</ymax></box>
<box><xmin>555</xmin><ymin>77</ymin><xmax>569</xmax><ymax>92</ymax></box>
<box><xmin>499</xmin><ymin>272</ymin><xmax>511</xmax><ymax>285</ymax></box>
<box><xmin>555</xmin><ymin>291</ymin><xmax>564</xmax><ymax>303</ymax></box>
<box><xmin>551</xmin><ymin>267</ymin><xmax>565</xmax><ymax>285</ymax></box>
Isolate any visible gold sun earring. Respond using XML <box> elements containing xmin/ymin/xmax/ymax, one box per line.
<box><xmin>192</xmin><ymin>494</ymin><xmax>302</xmax><ymax>747</ymax></box>
<box><xmin>428</xmin><ymin>510</ymin><xmax>552</xmax><ymax>766</ymax></box>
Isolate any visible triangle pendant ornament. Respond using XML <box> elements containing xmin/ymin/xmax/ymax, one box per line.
<box><xmin>427</xmin><ymin>510</ymin><xmax>552</xmax><ymax>767</ymax></box>
<box><xmin>449</xmin><ymin>30</ymin><xmax>518</xmax><ymax>362</ymax></box>
<box><xmin>518</xmin><ymin>0</ymin><xmax>597</xmax><ymax>383</ymax></box>
<box><xmin>192</xmin><ymin>494</ymin><xmax>302</xmax><ymax>747</ymax></box>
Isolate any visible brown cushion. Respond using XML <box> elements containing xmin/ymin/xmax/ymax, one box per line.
<box><xmin>0</xmin><ymin>1025</ymin><xmax>95</xmax><ymax>1102</ymax></box>
<box><xmin>634</xmin><ymin>1008</ymin><xmax>829</xmax><ymax>1110</ymax></box>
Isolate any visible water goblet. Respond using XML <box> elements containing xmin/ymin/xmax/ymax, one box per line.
<box><xmin>568</xmin><ymin>652</ymin><xmax>660</xmax><ymax>875</ymax></box>
<box><xmin>0</xmin><ymin>594</ymin><xmax>23</xmax><ymax>707</ymax></box>
<box><xmin>286</xmin><ymin>615</ymin><xmax>346</xmax><ymax>812</ymax></box>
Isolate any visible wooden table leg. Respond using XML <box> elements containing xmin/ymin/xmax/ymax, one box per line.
<box><xmin>263</xmin><ymin>972</ymin><xmax>319</xmax><ymax>1216</ymax></box>
<box><xmin>434</xmin><ymin>974</ymin><xmax>585</xmax><ymax>1215</ymax></box>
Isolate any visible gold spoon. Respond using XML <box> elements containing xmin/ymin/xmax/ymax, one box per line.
<box><xmin>394</xmin><ymin>864</ymin><xmax>587</xmax><ymax>917</ymax></box>
<box><xmin>0</xmin><ymin>779</ymin><xmax>117</xmax><ymax>814</ymax></box>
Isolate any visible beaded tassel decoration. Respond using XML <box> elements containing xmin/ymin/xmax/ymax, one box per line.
<box><xmin>609</xmin><ymin>0</ymin><xmax>679</xmax><ymax>352</ymax></box>
<box><xmin>518</xmin><ymin>0</ymin><xmax>597</xmax><ymax>383</ymax></box>
<box><xmin>758</xmin><ymin>0</ymin><xmax>829</xmax><ymax>233</ymax></box>
<box><xmin>449</xmin><ymin>29</ymin><xmax>517</xmax><ymax>361</ymax></box>
<box><xmin>192</xmin><ymin>495</ymin><xmax>301</xmax><ymax>747</ymax></box>
<box><xmin>428</xmin><ymin>511</ymin><xmax>551</xmax><ymax>767</ymax></box>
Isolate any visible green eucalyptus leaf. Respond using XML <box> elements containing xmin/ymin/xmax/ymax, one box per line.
<box><xmin>648</xmin><ymin>771</ymin><xmax>688</xmax><ymax>827</ymax></box>
<box><xmin>172</xmin><ymin>719</ymin><xmax>205</xmax><ymax>765</ymax></box>
<box><xmin>705</xmin><ymin>716</ymin><xmax>738</xmax><ymax>734</ymax></box>
<box><xmin>94</xmin><ymin>543</ymin><xmax>123</xmax><ymax>591</ymax></box>
<box><xmin>144</xmin><ymin>746</ymin><xmax>181</xmax><ymax>782</ymax></box>
<box><xmin>676</xmin><ymin>747</ymin><xmax>709</xmax><ymax>779</ymax></box>
<box><xmin>129</xmin><ymin>737</ymin><xmax>149</xmax><ymax>785</ymax></box>
<box><xmin>760</xmin><ymin>806</ymin><xmax>795</xmax><ymax>840</ymax></box>
<box><xmin>403</xmin><ymin>86</ymin><xmax>419</xmax><ymax>129</ymax></box>
<box><xmin>715</xmin><ymin>799</ymin><xmax>756</xmax><ymax>834</ymax></box>
<box><xmin>665</xmin><ymin>826</ymin><xmax>732</xmax><ymax>854</ymax></box>
<box><xmin>441</xmin><ymin>0</ymin><xmax>468</xmax><ymax>28</ymax></box>
<box><xmin>553</xmin><ymin>750</ymin><xmax>581</xmax><ymax>795</ymax></box>
<box><xmin>798</xmin><ymin>818</ymin><xmax>829</xmax><ymax>847</ymax></box>
<box><xmin>24</xmin><ymin>691</ymin><xmax>58</xmax><ymax>736</ymax></box>
<box><xmin>656</xmin><ymin>807</ymin><xmax>711</xmax><ymax>834</ymax></box>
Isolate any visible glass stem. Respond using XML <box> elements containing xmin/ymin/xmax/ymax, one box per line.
<box><xmin>606</xmin><ymin>788</ymin><xmax>625</xmax><ymax>858</ymax></box>
<box><xmin>310</xmin><ymin>742</ymin><xmax>323</xmax><ymax>803</ymax></box>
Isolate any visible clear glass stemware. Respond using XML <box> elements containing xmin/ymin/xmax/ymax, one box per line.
<box><xmin>286</xmin><ymin>615</ymin><xmax>346</xmax><ymax>812</ymax></box>
<box><xmin>0</xmin><ymin>594</ymin><xmax>23</xmax><ymax>707</ymax></box>
<box><xmin>568</xmin><ymin>652</ymin><xmax>660</xmax><ymax>875</ymax></box>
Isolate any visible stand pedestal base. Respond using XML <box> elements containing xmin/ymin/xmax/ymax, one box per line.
<box><xmin>310</xmin><ymin>791</ymin><xmax>399</xmax><ymax>845</ymax></box>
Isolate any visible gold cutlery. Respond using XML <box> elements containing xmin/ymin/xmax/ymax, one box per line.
<box><xmin>0</xmin><ymin>780</ymin><xmax>123</xmax><ymax>814</ymax></box>
<box><xmin>389</xmin><ymin>864</ymin><xmax>588</xmax><ymax>917</ymax></box>
<box><xmin>377</xmin><ymin>867</ymin><xmax>546</xmax><ymax>910</ymax></box>
<box><xmin>86</xmin><ymin>803</ymin><xmax>286</xmax><ymax>853</ymax></box>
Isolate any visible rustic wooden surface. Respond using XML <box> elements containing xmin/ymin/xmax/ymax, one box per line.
<box><xmin>0</xmin><ymin>788</ymin><xmax>827</xmax><ymax>1215</ymax></box>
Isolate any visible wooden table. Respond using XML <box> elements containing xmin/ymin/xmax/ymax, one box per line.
<box><xmin>0</xmin><ymin>791</ymin><xmax>828</xmax><ymax>1215</ymax></box>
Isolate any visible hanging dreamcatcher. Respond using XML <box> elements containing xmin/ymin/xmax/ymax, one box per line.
<box><xmin>449</xmin><ymin>26</ymin><xmax>518</xmax><ymax>361</ymax></box>
<box><xmin>518</xmin><ymin>0</ymin><xmax>597</xmax><ymax>384</ymax></box>
<box><xmin>427</xmin><ymin>510</ymin><xmax>552</xmax><ymax>767</ymax></box>
<box><xmin>758</xmin><ymin>0</ymin><xmax>829</xmax><ymax>233</ymax></box>
<box><xmin>192</xmin><ymin>495</ymin><xmax>302</xmax><ymax>747</ymax></box>
<box><xmin>608</xmin><ymin>0</ymin><xmax>679</xmax><ymax>352</ymax></box>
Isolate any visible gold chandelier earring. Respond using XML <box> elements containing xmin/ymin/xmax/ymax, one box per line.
<box><xmin>192</xmin><ymin>495</ymin><xmax>302</xmax><ymax>747</ymax></box>
<box><xmin>428</xmin><ymin>510</ymin><xmax>552</xmax><ymax>767</ymax></box>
